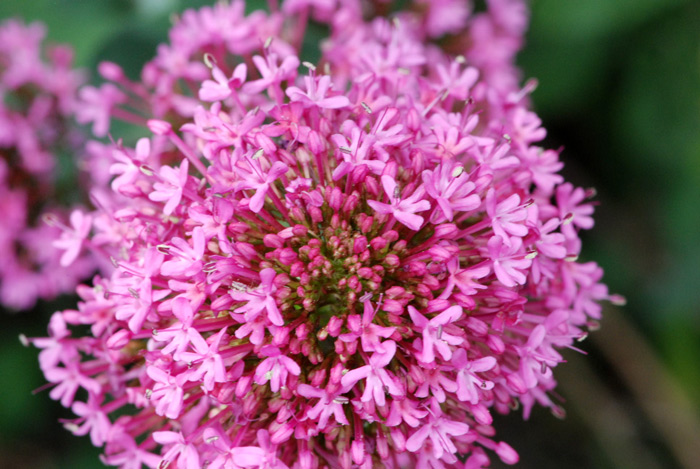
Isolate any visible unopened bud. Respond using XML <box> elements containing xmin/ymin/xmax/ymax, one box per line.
<box><xmin>147</xmin><ymin>119</ymin><xmax>172</xmax><ymax>135</ymax></box>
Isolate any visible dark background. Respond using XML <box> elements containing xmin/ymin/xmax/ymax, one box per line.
<box><xmin>1</xmin><ymin>1</ymin><xmax>698</xmax><ymax>467</ymax></box>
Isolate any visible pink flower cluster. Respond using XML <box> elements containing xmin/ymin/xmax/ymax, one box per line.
<box><xmin>0</xmin><ymin>19</ymin><xmax>93</xmax><ymax>309</ymax></box>
<box><xmin>31</xmin><ymin>1</ymin><xmax>618</xmax><ymax>467</ymax></box>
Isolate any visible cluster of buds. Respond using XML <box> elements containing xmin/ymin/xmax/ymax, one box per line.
<box><xmin>30</xmin><ymin>1</ymin><xmax>617</xmax><ymax>467</ymax></box>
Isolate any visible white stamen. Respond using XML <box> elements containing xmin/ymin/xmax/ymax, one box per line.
<box><xmin>139</xmin><ymin>164</ymin><xmax>155</xmax><ymax>176</ymax></box>
<box><xmin>203</xmin><ymin>53</ymin><xmax>217</xmax><ymax>69</ymax></box>
<box><xmin>41</xmin><ymin>213</ymin><xmax>60</xmax><ymax>227</ymax></box>
<box><xmin>63</xmin><ymin>423</ymin><xmax>80</xmax><ymax>433</ymax></box>
<box><xmin>610</xmin><ymin>294</ymin><xmax>627</xmax><ymax>306</ymax></box>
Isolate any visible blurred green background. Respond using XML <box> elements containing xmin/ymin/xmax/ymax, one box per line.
<box><xmin>1</xmin><ymin>0</ymin><xmax>699</xmax><ymax>467</ymax></box>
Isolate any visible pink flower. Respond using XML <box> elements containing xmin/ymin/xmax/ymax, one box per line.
<box><xmin>341</xmin><ymin>340</ymin><xmax>404</xmax><ymax>406</ymax></box>
<box><xmin>555</xmin><ymin>182</ymin><xmax>596</xmax><ymax>235</ymax></box>
<box><xmin>179</xmin><ymin>327</ymin><xmax>228</xmax><ymax>391</ymax></box>
<box><xmin>486</xmin><ymin>189</ymin><xmax>529</xmax><ymax>242</ymax></box>
<box><xmin>199</xmin><ymin>63</ymin><xmax>247</xmax><ymax>102</ymax></box>
<box><xmin>161</xmin><ymin>227</ymin><xmax>206</xmax><ymax>278</ymax></box>
<box><xmin>297</xmin><ymin>384</ymin><xmax>350</xmax><ymax>428</ymax></box>
<box><xmin>254</xmin><ymin>345</ymin><xmax>301</xmax><ymax>392</ymax></box>
<box><xmin>405</xmin><ymin>401</ymin><xmax>470</xmax><ymax>460</ymax></box>
<box><xmin>231</xmin><ymin>268</ymin><xmax>283</xmax><ymax>326</ymax></box>
<box><xmin>146</xmin><ymin>365</ymin><xmax>185</xmax><ymax>419</ymax></box>
<box><xmin>75</xmin><ymin>83</ymin><xmax>126</xmax><ymax>137</ymax></box>
<box><xmin>368</xmin><ymin>175</ymin><xmax>431</xmax><ymax>231</ymax></box>
<box><xmin>338</xmin><ymin>299</ymin><xmax>396</xmax><ymax>353</ymax></box>
<box><xmin>149</xmin><ymin>159</ymin><xmax>189</xmax><ymax>215</ymax></box>
<box><xmin>422</xmin><ymin>162</ymin><xmax>481</xmax><ymax>223</ymax></box>
<box><xmin>331</xmin><ymin>126</ymin><xmax>384</xmax><ymax>181</ymax></box>
<box><xmin>153</xmin><ymin>430</ymin><xmax>200</xmax><ymax>469</ymax></box>
<box><xmin>243</xmin><ymin>53</ymin><xmax>299</xmax><ymax>100</ymax></box>
<box><xmin>487</xmin><ymin>235</ymin><xmax>532</xmax><ymax>287</ymax></box>
<box><xmin>452</xmin><ymin>349</ymin><xmax>497</xmax><ymax>404</ymax></box>
<box><xmin>52</xmin><ymin>210</ymin><xmax>92</xmax><ymax>267</ymax></box>
<box><xmin>234</xmin><ymin>156</ymin><xmax>289</xmax><ymax>213</ymax></box>
<box><xmin>69</xmin><ymin>396</ymin><xmax>111</xmax><ymax>446</ymax></box>
<box><xmin>110</xmin><ymin>137</ymin><xmax>151</xmax><ymax>193</ymax></box>
<box><xmin>286</xmin><ymin>75</ymin><xmax>350</xmax><ymax>109</ymax></box>
<box><xmin>408</xmin><ymin>305</ymin><xmax>464</xmax><ymax>364</ymax></box>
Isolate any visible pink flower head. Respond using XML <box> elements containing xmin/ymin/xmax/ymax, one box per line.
<box><xmin>32</xmin><ymin>2</ymin><xmax>615</xmax><ymax>468</ymax></box>
<box><xmin>0</xmin><ymin>18</ymin><xmax>93</xmax><ymax>309</ymax></box>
